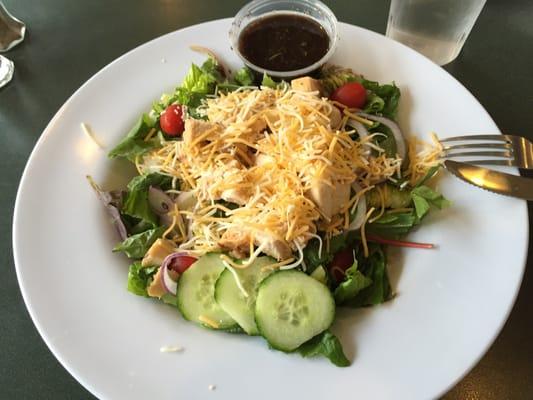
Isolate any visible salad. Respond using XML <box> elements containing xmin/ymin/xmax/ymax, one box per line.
<box><xmin>91</xmin><ymin>54</ymin><xmax>448</xmax><ymax>367</ymax></box>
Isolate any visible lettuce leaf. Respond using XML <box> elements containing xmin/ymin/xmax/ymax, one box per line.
<box><xmin>122</xmin><ymin>173</ymin><xmax>172</xmax><ymax>228</ymax></box>
<box><xmin>411</xmin><ymin>185</ymin><xmax>451</xmax><ymax>219</ymax></box>
<box><xmin>334</xmin><ymin>259</ymin><xmax>373</xmax><ymax>304</ymax></box>
<box><xmin>361</xmin><ymin>79</ymin><xmax>401</xmax><ymax>119</ymax></box>
<box><xmin>234</xmin><ymin>66</ymin><xmax>255</xmax><ymax>86</ymax></box>
<box><xmin>108</xmin><ymin>114</ymin><xmax>162</xmax><ymax>161</ymax></box>
<box><xmin>261</xmin><ymin>73</ymin><xmax>277</xmax><ymax>89</ymax></box>
<box><xmin>342</xmin><ymin>245</ymin><xmax>392</xmax><ymax>307</ymax></box>
<box><xmin>127</xmin><ymin>262</ymin><xmax>157</xmax><ymax>296</ymax></box>
<box><xmin>367</xmin><ymin>210</ymin><xmax>419</xmax><ymax>239</ymax></box>
<box><xmin>297</xmin><ymin>330</ymin><xmax>350</xmax><ymax>367</ymax></box>
<box><xmin>113</xmin><ymin>226</ymin><xmax>166</xmax><ymax>259</ymax></box>
<box><xmin>182</xmin><ymin>63</ymin><xmax>217</xmax><ymax>94</ymax></box>
<box><xmin>366</xmin><ymin>181</ymin><xmax>449</xmax><ymax>236</ymax></box>
<box><xmin>152</xmin><ymin>57</ymin><xmax>224</xmax><ymax>119</ymax></box>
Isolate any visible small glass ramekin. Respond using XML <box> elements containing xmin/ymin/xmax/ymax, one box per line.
<box><xmin>229</xmin><ymin>0</ymin><xmax>339</xmax><ymax>79</ymax></box>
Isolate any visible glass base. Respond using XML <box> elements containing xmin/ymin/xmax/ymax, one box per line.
<box><xmin>0</xmin><ymin>55</ymin><xmax>14</xmax><ymax>88</ymax></box>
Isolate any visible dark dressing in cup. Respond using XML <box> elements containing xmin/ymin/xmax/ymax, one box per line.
<box><xmin>238</xmin><ymin>14</ymin><xmax>330</xmax><ymax>73</ymax></box>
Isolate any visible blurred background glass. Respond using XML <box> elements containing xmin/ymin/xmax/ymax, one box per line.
<box><xmin>0</xmin><ymin>1</ymin><xmax>26</xmax><ymax>88</ymax></box>
<box><xmin>386</xmin><ymin>0</ymin><xmax>486</xmax><ymax>66</ymax></box>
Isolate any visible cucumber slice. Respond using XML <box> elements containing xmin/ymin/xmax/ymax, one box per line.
<box><xmin>255</xmin><ymin>270</ymin><xmax>335</xmax><ymax>351</ymax></box>
<box><xmin>215</xmin><ymin>256</ymin><xmax>275</xmax><ymax>335</ymax></box>
<box><xmin>176</xmin><ymin>253</ymin><xmax>237</xmax><ymax>330</ymax></box>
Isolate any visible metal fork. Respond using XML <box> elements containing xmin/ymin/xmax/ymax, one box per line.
<box><xmin>439</xmin><ymin>134</ymin><xmax>533</xmax><ymax>169</ymax></box>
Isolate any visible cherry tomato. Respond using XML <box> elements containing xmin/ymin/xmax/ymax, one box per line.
<box><xmin>330</xmin><ymin>82</ymin><xmax>367</xmax><ymax>109</ymax></box>
<box><xmin>160</xmin><ymin>104</ymin><xmax>184</xmax><ymax>136</ymax></box>
<box><xmin>167</xmin><ymin>254</ymin><xmax>197</xmax><ymax>274</ymax></box>
<box><xmin>328</xmin><ymin>248</ymin><xmax>355</xmax><ymax>283</ymax></box>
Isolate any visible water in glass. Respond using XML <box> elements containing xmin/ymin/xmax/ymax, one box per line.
<box><xmin>386</xmin><ymin>0</ymin><xmax>486</xmax><ymax>65</ymax></box>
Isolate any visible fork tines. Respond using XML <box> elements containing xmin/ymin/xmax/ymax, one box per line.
<box><xmin>439</xmin><ymin>134</ymin><xmax>533</xmax><ymax>168</ymax></box>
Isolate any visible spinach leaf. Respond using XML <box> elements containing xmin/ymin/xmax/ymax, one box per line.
<box><xmin>122</xmin><ymin>173</ymin><xmax>172</xmax><ymax>227</ymax></box>
<box><xmin>127</xmin><ymin>262</ymin><xmax>158</xmax><ymax>297</ymax></box>
<box><xmin>113</xmin><ymin>226</ymin><xmax>166</xmax><ymax>259</ymax></box>
<box><xmin>343</xmin><ymin>244</ymin><xmax>392</xmax><ymax>307</ymax></box>
<box><xmin>108</xmin><ymin>114</ymin><xmax>161</xmax><ymax>161</ymax></box>
<box><xmin>297</xmin><ymin>330</ymin><xmax>350</xmax><ymax>367</ymax></box>
<box><xmin>234</xmin><ymin>66</ymin><xmax>255</xmax><ymax>86</ymax></box>
<box><xmin>334</xmin><ymin>259</ymin><xmax>373</xmax><ymax>304</ymax></box>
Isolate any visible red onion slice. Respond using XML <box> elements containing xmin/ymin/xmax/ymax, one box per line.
<box><xmin>348</xmin><ymin>183</ymin><xmax>367</xmax><ymax>231</ymax></box>
<box><xmin>161</xmin><ymin>262</ymin><xmax>177</xmax><ymax>295</ymax></box>
<box><xmin>357</xmin><ymin>112</ymin><xmax>406</xmax><ymax>161</ymax></box>
<box><xmin>160</xmin><ymin>253</ymin><xmax>198</xmax><ymax>295</ymax></box>
<box><xmin>87</xmin><ymin>176</ymin><xmax>128</xmax><ymax>240</ymax></box>
<box><xmin>346</xmin><ymin>118</ymin><xmax>369</xmax><ymax>140</ymax></box>
<box><xmin>346</xmin><ymin>118</ymin><xmax>371</xmax><ymax>157</ymax></box>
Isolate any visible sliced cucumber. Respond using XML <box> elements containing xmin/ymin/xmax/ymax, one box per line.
<box><xmin>176</xmin><ymin>253</ymin><xmax>237</xmax><ymax>330</ymax></box>
<box><xmin>255</xmin><ymin>270</ymin><xmax>335</xmax><ymax>351</ymax></box>
<box><xmin>215</xmin><ymin>256</ymin><xmax>275</xmax><ymax>335</ymax></box>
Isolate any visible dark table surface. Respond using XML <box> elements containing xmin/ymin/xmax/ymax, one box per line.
<box><xmin>2</xmin><ymin>1</ymin><xmax>532</xmax><ymax>399</ymax></box>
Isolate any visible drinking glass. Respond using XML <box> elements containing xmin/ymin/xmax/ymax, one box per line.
<box><xmin>386</xmin><ymin>0</ymin><xmax>486</xmax><ymax>66</ymax></box>
<box><xmin>0</xmin><ymin>54</ymin><xmax>13</xmax><ymax>88</ymax></box>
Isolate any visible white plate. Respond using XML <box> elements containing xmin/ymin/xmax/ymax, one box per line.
<box><xmin>13</xmin><ymin>19</ymin><xmax>528</xmax><ymax>400</ymax></box>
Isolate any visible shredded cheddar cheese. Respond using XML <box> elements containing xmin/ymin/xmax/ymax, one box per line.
<box><xmin>138</xmin><ymin>86</ymin><xmax>441</xmax><ymax>264</ymax></box>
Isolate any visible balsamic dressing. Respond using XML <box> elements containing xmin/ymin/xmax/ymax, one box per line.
<box><xmin>238</xmin><ymin>14</ymin><xmax>330</xmax><ymax>72</ymax></box>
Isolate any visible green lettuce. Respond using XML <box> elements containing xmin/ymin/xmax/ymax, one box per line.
<box><xmin>113</xmin><ymin>226</ymin><xmax>166</xmax><ymax>259</ymax></box>
<box><xmin>341</xmin><ymin>244</ymin><xmax>392</xmax><ymax>307</ymax></box>
<box><xmin>297</xmin><ymin>330</ymin><xmax>350</xmax><ymax>367</ymax></box>
<box><xmin>122</xmin><ymin>173</ymin><xmax>172</xmax><ymax>228</ymax></box>
<box><xmin>361</xmin><ymin>79</ymin><xmax>401</xmax><ymax>119</ymax></box>
<box><xmin>334</xmin><ymin>259</ymin><xmax>373</xmax><ymax>304</ymax></box>
<box><xmin>108</xmin><ymin>114</ymin><xmax>162</xmax><ymax>162</ymax></box>
<box><xmin>234</xmin><ymin>66</ymin><xmax>255</xmax><ymax>86</ymax></box>
<box><xmin>152</xmin><ymin>56</ymin><xmax>224</xmax><ymax>118</ymax></box>
<box><xmin>127</xmin><ymin>262</ymin><xmax>157</xmax><ymax>296</ymax></box>
<box><xmin>411</xmin><ymin>185</ymin><xmax>451</xmax><ymax>219</ymax></box>
<box><xmin>261</xmin><ymin>73</ymin><xmax>277</xmax><ymax>89</ymax></box>
<box><xmin>367</xmin><ymin>210</ymin><xmax>419</xmax><ymax>239</ymax></box>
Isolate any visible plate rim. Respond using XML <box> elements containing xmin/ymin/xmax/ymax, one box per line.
<box><xmin>12</xmin><ymin>17</ymin><xmax>529</xmax><ymax>400</ymax></box>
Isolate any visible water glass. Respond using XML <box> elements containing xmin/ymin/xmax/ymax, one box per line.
<box><xmin>386</xmin><ymin>0</ymin><xmax>486</xmax><ymax>66</ymax></box>
<box><xmin>0</xmin><ymin>54</ymin><xmax>13</xmax><ymax>88</ymax></box>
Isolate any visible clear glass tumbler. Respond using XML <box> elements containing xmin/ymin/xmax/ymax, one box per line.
<box><xmin>386</xmin><ymin>0</ymin><xmax>486</xmax><ymax>66</ymax></box>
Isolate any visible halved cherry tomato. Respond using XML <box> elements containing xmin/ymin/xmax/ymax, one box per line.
<box><xmin>328</xmin><ymin>248</ymin><xmax>355</xmax><ymax>283</ymax></box>
<box><xmin>167</xmin><ymin>254</ymin><xmax>197</xmax><ymax>274</ymax></box>
<box><xmin>330</xmin><ymin>82</ymin><xmax>367</xmax><ymax>109</ymax></box>
<box><xmin>160</xmin><ymin>104</ymin><xmax>184</xmax><ymax>136</ymax></box>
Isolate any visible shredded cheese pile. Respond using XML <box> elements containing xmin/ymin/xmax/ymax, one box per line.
<box><xmin>138</xmin><ymin>86</ymin><xmax>438</xmax><ymax>266</ymax></box>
